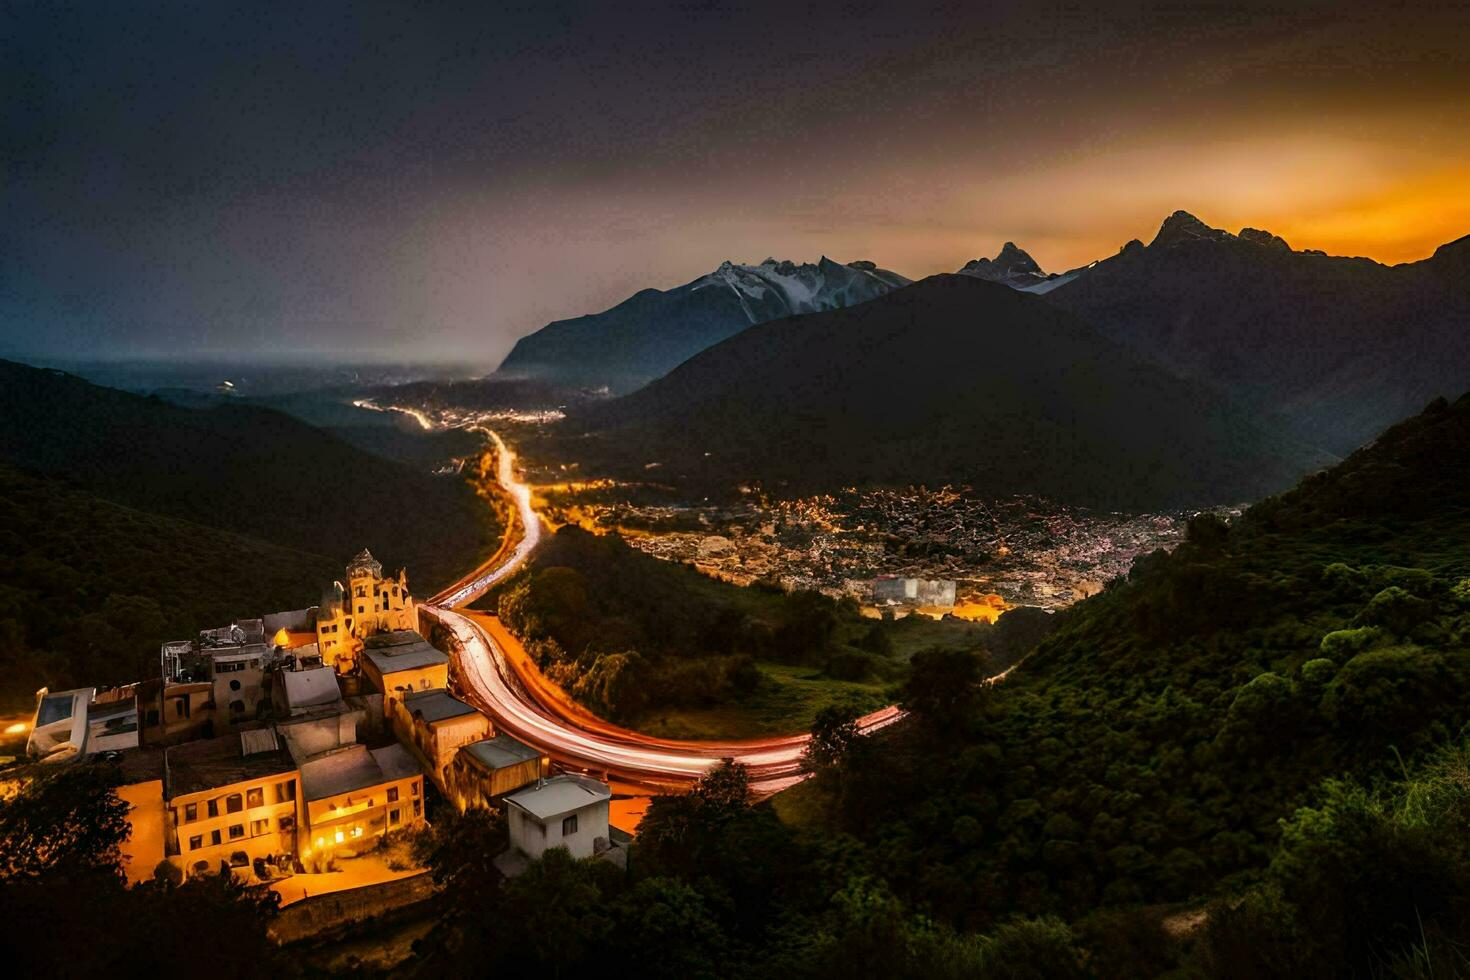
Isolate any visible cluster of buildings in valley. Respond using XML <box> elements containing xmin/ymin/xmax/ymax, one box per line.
<box><xmin>542</xmin><ymin>484</ymin><xmax>1227</xmax><ymax>613</ymax></box>
<box><xmin>23</xmin><ymin>550</ymin><xmax>622</xmax><ymax>888</ymax></box>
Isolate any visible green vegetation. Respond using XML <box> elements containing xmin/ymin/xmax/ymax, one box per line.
<box><xmin>0</xmin><ymin>761</ymin><xmax>283</xmax><ymax>976</ymax></box>
<box><xmin>425</xmin><ymin>394</ymin><xmax>1470</xmax><ymax>977</ymax></box>
<box><xmin>630</xmin><ymin>663</ymin><xmax>890</xmax><ymax>740</ymax></box>
<box><xmin>0</xmin><ymin>466</ymin><xmax>336</xmax><ymax>708</ymax></box>
<box><xmin>415</xmin><ymin>760</ymin><xmax>1090</xmax><ymax>979</ymax></box>
<box><xmin>484</xmin><ymin>525</ymin><xmax>1051</xmax><ymax>737</ymax></box>
<box><xmin>0</xmin><ymin>359</ymin><xmax>502</xmax><ymax>591</ymax></box>
<box><xmin>779</xmin><ymin>392</ymin><xmax>1470</xmax><ymax>971</ymax></box>
<box><xmin>0</xmin><ymin>359</ymin><xmax>511</xmax><ymax>707</ymax></box>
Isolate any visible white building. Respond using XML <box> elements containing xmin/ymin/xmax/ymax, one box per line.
<box><xmin>26</xmin><ymin>686</ymin><xmax>140</xmax><ymax>761</ymax></box>
<box><xmin>498</xmin><ymin>775</ymin><xmax>619</xmax><ymax>873</ymax></box>
<box><xmin>872</xmin><ymin>576</ymin><xmax>957</xmax><ymax>607</ymax></box>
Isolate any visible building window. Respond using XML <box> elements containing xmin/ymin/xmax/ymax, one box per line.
<box><xmin>412</xmin><ymin>800</ymin><xmax>421</xmax><ymax>817</ymax></box>
<box><xmin>276</xmin><ymin>780</ymin><xmax>296</xmax><ymax>803</ymax></box>
<box><xmin>356</xmin><ymin>586</ymin><xmax>366</xmax><ymax>598</ymax></box>
<box><xmin>189</xmin><ymin>835</ymin><xmax>202</xmax><ymax>851</ymax></box>
<box><xmin>279</xmin><ymin>815</ymin><xmax>295</xmax><ymax>832</ymax></box>
<box><xmin>207</xmin><ymin>800</ymin><xmax>219</xmax><ymax>818</ymax></box>
<box><xmin>350</xmin><ymin>826</ymin><xmax>363</xmax><ymax>839</ymax></box>
<box><xmin>193</xmin><ymin>861</ymin><xmax>210</xmax><ymax>875</ymax></box>
<box><xmin>358</xmin><ymin>605</ymin><xmax>365</xmax><ymax>615</ymax></box>
<box><xmin>228</xmin><ymin>824</ymin><xmax>244</xmax><ymax>840</ymax></box>
<box><xmin>226</xmin><ymin>793</ymin><xmax>243</xmax><ymax>813</ymax></box>
<box><xmin>251</xmin><ymin>819</ymin><xmax>269</xmax><ymax>836</ymax></box>
<box><xmin>229</xmin><ymin>679</ymin><xmax>241</xmax><ymax>691</ymax></box>
<box><xmin>410</xmin><ymin>781</ymin><xmax>420</xmax><ymax>796</ymax></box>
<box><xmin>335</xmin><ymin>829</ymin><xmax>345</xmax><ymax>843</ymax></box>
<box><xmin>229</xmin><ymin>699</ymin><xmax>245</xmax><ymax>715</ymax></box>
<box><xmin>389</xmin><ymin>808</ymin><xmax>400</xmax><ymax>826</ymax></box>
<box><xmin>246</xmin><ymin>788</ymin><xmax>264</xmax><ymax>808</ymax></box>
<box><xmin>183</xmin><ymin>803</ymin><xmax>197</xmax><ymax>823</ymax></box>
<box><xmin>387</xmin><ymin>787</ymin><xmax>399</xmax><ymax>803</ymax></box>
<box><xmin>210</xmin><ymin>829</ymin><xmax>222</xmax><ymax>846</ymax></box>
<box><xmin>562</xmin><ymin>814</ymin><xmax>578</xmax><ymax>837</ymax></box>
<box><xmin>229</xmin><ymin>851</ymin><xmax>249</xmax><ymax>868</ymax></box>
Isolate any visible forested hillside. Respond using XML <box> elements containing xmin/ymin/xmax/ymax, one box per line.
<box><xmin>0</xmin><ymin>359</ymin><xmax>500</xmax><ymax>590</ymax></box>
<box><xmin>418</xmin><ymin>395</ymin><xmax>1470</xmax><ymax>978</ymax></box>
<box><xmin>0</xmin><ymin>466</ymin><xmax>335</xmax><ymax>707</ymax></box>
<box><xmin>799</xmin><ymin>392</ymin><xmax>1470</xmax><ymax>972</ymax></box>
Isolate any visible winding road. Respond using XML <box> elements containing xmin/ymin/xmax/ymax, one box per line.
<box><xmin>417</xmin><ymin>425</ymin><xmax>903</xmax><ymax>796</ymax></box>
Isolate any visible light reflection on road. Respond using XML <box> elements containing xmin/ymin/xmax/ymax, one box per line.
<box><xmin>397</xmin><ymin>412</ymin><xmax>902</xmax><ymax>796</ymax></box>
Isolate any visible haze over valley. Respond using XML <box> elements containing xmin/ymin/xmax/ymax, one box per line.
<box><xmin>5</xmin><ymin>3</ymin><xmax>1470</xmax><ymax>977</ymax></box>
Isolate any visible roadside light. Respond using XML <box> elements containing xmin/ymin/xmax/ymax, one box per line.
<box><xmin>315</xmin><ymin>837</ymin><xmax>325</xmax><ymax>849</ymax></box>
<box><xmin>3</xmin><ymin>723</ymin><xmax>25</xmax><ymax>734</ymax></box>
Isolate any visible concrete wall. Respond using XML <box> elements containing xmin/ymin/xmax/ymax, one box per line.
<box><xmin>370</xmin><ymin>663</ymin><xmax>448</xmax><ymax>717</ymax></box>
<box><xmin>446</xmin><ymin>754</ymin><xmax>541</xmax><ymax>811</ymax></box>
<box><xmin>117</xmin><ymin>778</ymin><xmax>166</xmax><ymax>884</ymax></box>
<box><xmin>509</xmin><ymin>800</ymin><xmax>609</xmax><ymax>861</ymax></box>
<box><xmin>277</xmin><ymin>711</ymin><xmax>361</xmax><ymax>761</ymax></box>
<box><xmin>268</xmin><ymin>872</ymin><xmax>436</xmax><ymax>946</ymax></box>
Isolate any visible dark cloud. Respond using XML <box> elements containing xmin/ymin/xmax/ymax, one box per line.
<box><xmin>4</xmin><ymin>1</ymin><xmax>1468</xmax><ymax>364</ymax></box>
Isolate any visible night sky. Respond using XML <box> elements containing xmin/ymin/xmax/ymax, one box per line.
<box><xmin>4</xmin><ymin>1</ymin><xmax>1468</xmax><ymax>365</ymax></box>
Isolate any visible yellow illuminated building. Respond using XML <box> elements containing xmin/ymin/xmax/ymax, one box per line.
<box><xmin>299</xmin><ymin>743</ymin><xmax>424</xmax><ymax>865</ymax></box>
<box><xmin>316</xmin><ymin>549</ymin><xmax>417</xmax><ymax>675</ymax></box>
<box><xmin>163</xmin><ymin>729</ymin><xmax>301</xmax><ymax>879</ymax></box>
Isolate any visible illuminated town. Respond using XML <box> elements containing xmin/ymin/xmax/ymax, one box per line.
<box><xmin>4</xmin><ymin>2</ymin><xmax>1468</xmax><ymax>974</ymax></box>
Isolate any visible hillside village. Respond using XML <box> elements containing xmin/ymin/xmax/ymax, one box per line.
<box><xmin>21</xmin><ymin>549</ymin><xmax>624</xmax><ymax>901</ymax></box>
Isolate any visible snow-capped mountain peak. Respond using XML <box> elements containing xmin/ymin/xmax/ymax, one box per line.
<box><xmin>696</xmin><ymin>257</ymin><xmax>911</xmax><ymax>324</ymax></box>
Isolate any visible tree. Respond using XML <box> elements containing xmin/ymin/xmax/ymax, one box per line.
<box><xmin>901</xmin><ymin>647</ymin><xmax>985</xmax><ymax>735</ymax></box>
<box><xmin>637</xmin><ymin>760</ymin><xmax>753</xmax><ymax>880</ymax></box>
<box><xmin>610</xmin><ymin>877</ymin><xmax>727</xmax><ymax>979</ymax></box>
<box><xmin>500</xmin><ymin>848</ymin><xmax>616</xmax><ymax>973</ymax></box>
<box><xmin>0</xmin><ymin>762</ymin><xmax>129</xmax><ymax>879</ymax></box>
<box><xmin>802</xmin><ymin>704</ymin><xmax>862</xmax><ymax>781</ymax></box>
<box><xmin>412</xmin><ymin>807</ymin><xmax>507</xmax><ymax>963</ymax></box>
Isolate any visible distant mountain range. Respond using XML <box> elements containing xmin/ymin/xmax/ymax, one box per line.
<box><xmin>0</xmin><ymin>359</ymin><xmax>499</xmax><ymax>589</ymax></box>
<box><xmin>956</xmin><ymin>242</ymin><xmax>1054</xmax><ymax>290</ymax></box>
<box><xmin>555</xmin><ymin>275</ymin><xmax>1334</xmax><ymax>509</ymax></box>
<box><xmin>496</xmin><ymin>257</ymin><xmax>909</xmax><ymax>392</ymax></box>
<box><xmin>1039</xmin><ymin>211</ymin><xmax>1470</xmax><ymax>454</ymax></box>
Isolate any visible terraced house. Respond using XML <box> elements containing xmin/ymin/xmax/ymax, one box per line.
<box><xmin>163</xmin><ymin>728</ymin><xmax>301</xmax><ymax>879</ymax></box>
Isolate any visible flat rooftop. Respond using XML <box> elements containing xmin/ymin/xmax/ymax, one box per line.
<box><xmin>280</xmin><ymin>667</ymin><xmax>343</xmax><ymax>710</ymax></box>
<box><xmin>299</xmin><ymin>743</ymin><xmax>420</xmax><ymax>801</ymax></box>
<box><xmin>401</xmin><ymin>688</ymin><xmax>479</xmax><ymax>724</ymax></box>
<box><xmin>361</xmin><ymin>631</ymin><xmax>447</xmax><ymax>676</ymax></box>
<box><xmin>165</xmin><ymin>730</ymin><xmax>296</xmax><ymax>798</ymax></box>
<box><xmin>462</xmin><ymin>734</ymin><xmax>541</xmax><ymax>771</ymax></box>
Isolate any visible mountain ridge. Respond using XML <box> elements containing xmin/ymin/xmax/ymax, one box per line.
<box><xmin>556</xmin><ymin>274</ymin><xmax>1334</xmax><ymax>509</ymax></box>
<box><xmin>0</xmin><ymin>359</ymin><xmax>500</xmax><ymax>589</ymax></box>
<box><xmin>1041</xmin><ymin>213</ymin><xmax>1470</xmax><ymax>454</ymax></box>
<box><xmin>496</xmin><ymin>256</ymin><xmax>910</xmax><ymax>393</ymax></box>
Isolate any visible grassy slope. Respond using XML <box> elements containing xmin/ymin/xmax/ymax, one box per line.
<box><xmin>480</xmin><ymin>525</ymin><xmax>1040</xmax><ymax>739</ymax></box>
